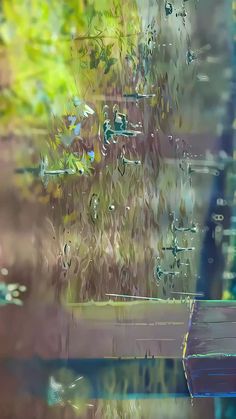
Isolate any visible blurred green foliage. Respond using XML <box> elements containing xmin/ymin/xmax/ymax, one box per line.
<box><xmin>0</xmin><ymin>0</ymin><xmax>139</xmax><ymax>130</ymax></box>
<box><xmin>0</xmin><ymin>0</ymin><xmax>140</xmax><ymax>195</ymax></box>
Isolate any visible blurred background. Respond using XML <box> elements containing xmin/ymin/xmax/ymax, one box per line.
<box><xmin>0</xmin><ymin>0</ymin><xmax>235</xmax><ymax>417</ymax></box>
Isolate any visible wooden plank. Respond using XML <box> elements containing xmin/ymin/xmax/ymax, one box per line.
<box><xmin>68</xmin><ymin>301</ymin><xmax>190</xmax><ymax>358</ymax></box>
<box><xmin>190</xmin><ymin>322</ymin><xmax>236</xmax><ymax>340</ymax></box>
<box><xmin>186</xmin><ymin>301</ymin><xmax>236</xmax><ymax>358</ymax></box>
<box><xmin>187</xmin><ymin>338</ymin><xmax>236</xmax><ymax>356</ymax></box>
<box><xmin>0</xmin><ymin>300</ymin><xmax>190</xmax><ymax>359</ymax></box>
<box><xmin>184</xmin><ymin>357</ymin><xmax>236</xmax><ymax>397</ymax></box>
<box><xmin>192</xmin><ymin>303</ymin><xmax>236</xmax><ymax>324</ymax></box>
<box><xmin>184</xmin><ymin>301</ymin><xmax>236</xmax><ymax>396</ymax></box>
<box><xmin>70</xmin><ymin>300</ymin><xmax>191</xmax><ymax>324</ymax></box>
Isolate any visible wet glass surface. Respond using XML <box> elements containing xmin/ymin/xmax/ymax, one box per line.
<box><xmin>0</xmin><ymin>0</ymin><xmax>235</xmax><ymax>417</ymax></box>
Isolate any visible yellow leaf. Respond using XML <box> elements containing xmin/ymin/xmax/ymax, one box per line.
<box><xmin>63</xmin><ymin>211</ymin><xmax>77</xmax><ymax>225</ymax></box>
<box><xmin>94</xmin><ymin>140</ymin><xmax>102</xmax><ymax>163</ymax></box>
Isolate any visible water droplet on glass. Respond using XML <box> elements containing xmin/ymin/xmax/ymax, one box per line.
<box><xmin>1</xmin><ymin>268</ymin><xmax>8</xmax><ymax>276</ymax></box>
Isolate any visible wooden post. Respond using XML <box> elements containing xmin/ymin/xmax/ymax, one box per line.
<box><xmin>183</xmin><ymin>300</ymin><xmax>236</xmax><ymax>397</ymax></box>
